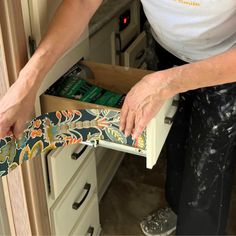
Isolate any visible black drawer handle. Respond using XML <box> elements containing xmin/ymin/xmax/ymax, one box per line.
<box><xmin>164</xmin><ymin>99</ymin><xmax>179</xmax><ymax>125</ymax></box>
<box><xmin>135</xmin><ymin>49</ymin><xmax>145</xmax><ymax>61</ymax></box>
<box><xmin>172</xmin><ymin>99</ymin><xmax>179</xmax><ymax>107</ymax></box>
<box><xmin>71</xmin><ymin>146</ymin><xmax>88</xmax><ymax>160</ymax></box>
<box><xmin>164</xmin><ymin>116</ymin><xmax>175</xmax><ymax>125</ymax></box>
<box><xmin>87</xmin><ymin>226</ymin><xmax>94</xmax><ymax>236</ymax></box>
<box><xmin>72</xmin><ymin>183</ymin><xmax>91</xmax><ymax>210</ymax></box>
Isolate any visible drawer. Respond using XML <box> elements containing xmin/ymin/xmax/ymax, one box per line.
<box><xmin>121</xmin><ymin>31</ymin><xmax>147</xmax><ymax>68</ymax></box>
<box><xmin>47</xmin><ymin>144</ymin><xmax>93</xmax><ymax>199</ymax></box>
<box><xmin>70</xmin><ymin>195</ymin><xmax>101</xmax><ymax>236</ymax></box>
<box><xmin>50</xmin><ymin>153</ymin><xmax>97</xmax><ymax>235</ymax></box>
<box><xmin>40</xmin><ymin>60</ymin><xmax>179</xmax><ymax>169</ymax></box>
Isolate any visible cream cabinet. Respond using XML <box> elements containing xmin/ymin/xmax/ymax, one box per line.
<box><xmin>20</xmin><ymin>0</ymin><xmax>178</xmax><ymax>235</ymax></box>
<box><xmin>21</xmin><ymin>0</ymin><xmax>100</xmax><ymax>235</ymax></box>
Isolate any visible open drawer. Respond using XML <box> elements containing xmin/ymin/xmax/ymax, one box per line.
<box><xmin>40</xmin><ymin>61</ymin><xmax>178</xmax><ymax>169</ymax></box>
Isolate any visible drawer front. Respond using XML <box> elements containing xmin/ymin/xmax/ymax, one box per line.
<box><xmin>122</xmin><ymin>31</ymin><xmax>147</xmax><ymax>68</ymax></box>
<box><xmin>50</xmin><ymin>154</ymin><xmax>97</xmax><ymax>235</ymax></box>
<box><xmin>146</xmin><ymin>95</ymin><xmax>179</xmax><ymax>169</ymax></box>
<box><xmin>70</xmin><ymin>195</ymin><xmax>101</xmax><ymax>236</ymax></box>
<box><xmin>47</xmin><ymin>144</ymin><xmax>93</xmax><ymax>199</ymax></box>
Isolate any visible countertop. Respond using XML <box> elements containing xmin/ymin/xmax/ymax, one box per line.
<box><xmin>89</xmin><ymin>0</ymin><xmax>133</xmax><ymax>37</ymax></box>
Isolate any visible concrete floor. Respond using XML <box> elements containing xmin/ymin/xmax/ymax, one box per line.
<box><xmin>99</xmin><ymin>150</ymin><xmax>236</xmax><ymax>235</ymax></box>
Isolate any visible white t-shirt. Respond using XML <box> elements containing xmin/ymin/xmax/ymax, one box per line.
<box><xmin>140</xmin><ymin>0</ymin><xmax>236</xmax><ymax>62</ymax></box>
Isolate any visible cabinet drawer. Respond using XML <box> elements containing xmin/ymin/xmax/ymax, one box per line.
<box><xmin>47</xmin><ymin>144</ymin><xmax>93</xmax><ymax>199</ymax></box>
<box><xmin>121</xmin><ymin>31</ymin><xmax>147</xmax><ymax>68</ymax></box>
<box><xmin>70</xmin><ymin>195</ymin><xmax>101</xmax><ymax>236</ymax></box>
<box><xmin>40</xmin><ymin>61</ymin><xmax>178</xmax><ymax>169</ymax></box>
<box><xmin>50</xmin><ymin>153</ymin><xmax>97</xmax><ymax>235</ymax></box>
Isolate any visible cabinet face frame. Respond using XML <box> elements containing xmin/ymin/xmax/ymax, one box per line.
<box><xmin>0</xmin><ymin>0</ymin><xmax>32</xmax><ymax>235</ymax></box>
<box><xmin>0</xmin><ymin>0</ymin><xmax>51</xmax><ymax>235</ymax></box>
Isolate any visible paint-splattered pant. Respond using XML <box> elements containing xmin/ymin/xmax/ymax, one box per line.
<box><xmin>154</xmin><ymin>43</ymin><xmax>236</xmax><ymax>235</ymax></box>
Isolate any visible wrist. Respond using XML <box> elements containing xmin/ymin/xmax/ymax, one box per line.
<box><xmin>19</xmin><ymin>48</ymin><xmax>55</xmax><ymax>90</ymax></box>
<box><xmin>143</xmin><ymin>68</ymin><xmax>183</xmax><ymax>100</ymax></box>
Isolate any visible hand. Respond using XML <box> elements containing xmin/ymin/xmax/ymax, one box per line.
<box><xmin>120</xmin><ymin>71</ymin><xmax>172</xmax><ymax>139</ymax></box>
<box><xmin>0</xmin><ymin>74</ymin><xmax>38</xmax><ymax>139</ymax></box>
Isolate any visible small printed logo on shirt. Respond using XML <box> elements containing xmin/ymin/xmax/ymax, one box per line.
<box><xmin>174</xmin><ymin>0</ymin><xmax>200</xmax><ymax>7</ymax></box>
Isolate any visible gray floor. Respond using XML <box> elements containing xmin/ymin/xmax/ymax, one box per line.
<box><xmin>99</xmin><ymin>150</ymin><xmax>236</xmax><ymax>235</ymax></box>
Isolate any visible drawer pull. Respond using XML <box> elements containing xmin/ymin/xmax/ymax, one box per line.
<box><xmin>172</xmin><ymin>99</ymin><xmax>179</xmax><ymax>107</ymax></box>
<box><xmin>72</xmin><ymin>183</ymin><xmax>91</xmax><ymax>210</ymax></box>
<box><xmin>135</xmin><ymin>49</ymin><xmax>145</xmax><ymax>61</ymax></box>
<box><xmin>164</xmin><ymin>116</ymin><xmax>174</xmax><ymax>125</ymax></box>
<box><xmin>164</xmin><ymin>99</ymin><xmax>179</xmax><ymax>125</ymax></box>
<box><xmin>71</xmin><ymin>146</ymin><xmax>88</xmax><ymax>160</ymax></box>
<box><xmin>87</xmin><ymin>226</ymin><xmax>94</xmax><ymax>236</ymax></box>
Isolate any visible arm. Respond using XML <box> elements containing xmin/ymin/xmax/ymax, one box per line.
<box><xmin>120</xmin><ymin>48</ymin><xmax>236</xmax><ymax>138</ymax></box>
<box><xmin>22</xmin><ymin>0</ymin><xmax>103</xmax><ymax>90</ymax></box>
<box><xmin>156</xmin><ymin>48</ymin><xmax>236</xmax><ymax>99</ymax></box>
<box><xmin>0</xmin><ymin>0</ymin><xmax>102</xmax><ymax>139</ymax></box>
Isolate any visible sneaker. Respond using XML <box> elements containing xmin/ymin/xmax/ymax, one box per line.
<box><xmin>140</xmin><ymin>207</ymin><xmax>177</xmax><ymax>236</ymax></box>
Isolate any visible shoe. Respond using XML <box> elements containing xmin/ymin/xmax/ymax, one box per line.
<box><xmin>140</xmin><ymin>207</ymin><xmax>177</xmax><ymax>236</ymax></box>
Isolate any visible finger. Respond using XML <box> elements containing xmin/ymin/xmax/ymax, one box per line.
<box><xmin>133</xmin><ymin>116</ymin><xmax>146</xmax><ymax>139</ymax></box>
<box><xmin>13</xmin><ymin>120</ymin><xmax>27</xmax><ymax>139</ymax></box>
<box><xmin>0</xmin><ymin>117</ymin><xmax>12</xmax><ymax>139</ymax></box>
<box><xmin>119</xmin><ymin>102</ymin><xmax>129</xmax><ymax>132</ymax></box>
<box><xmin>6</xmin><ymin>129</ymin><xmax>13</xmax><ymax>137</ymax></box>
<box><xmin>124</xmin><ymin>110</ymin><xmax>136</xmax><ymax>137</ymax></box>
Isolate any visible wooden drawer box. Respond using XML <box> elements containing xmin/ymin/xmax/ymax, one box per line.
<box><xmin>50</xmin><ymin>153</ymin><xmax>97</xmax><ymax>235</ymax></box>
<box><xmin>41</xmin><ymin>61</ymin><xmax>178</xmax><ymax>169</ymax></box>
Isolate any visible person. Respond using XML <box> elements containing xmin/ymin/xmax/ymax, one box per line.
<box><xmin>0</xmin><ymin>0</ymin><xmax>236</xmax><ymax>235</ymax></box>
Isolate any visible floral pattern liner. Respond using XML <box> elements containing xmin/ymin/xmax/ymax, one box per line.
<box><xmin>0</xmin><ymin>109</ymin><xmax>146</xmax><ymax>177</ymax></box>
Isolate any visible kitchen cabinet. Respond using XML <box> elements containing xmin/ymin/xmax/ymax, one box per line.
<box><xmin>14</xmin><ymin>0</ymin><xmax>179</xmax><ymax>234</ymax></box>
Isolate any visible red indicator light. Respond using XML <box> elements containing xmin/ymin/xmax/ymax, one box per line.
<box><xmin>123</xmin><ymin>17</ymin><xmax>128</xmax><ymax>24</ymax></box>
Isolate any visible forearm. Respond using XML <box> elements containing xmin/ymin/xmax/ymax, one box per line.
<box><xmin>156</xmin><ymin>48</ymin><xmax>236</xmax><ymax>99</ymax></box>
<box><xmin>20</xmin><ymin>0</ymin><xmax>102</xmax><ymax>90</ymax></box>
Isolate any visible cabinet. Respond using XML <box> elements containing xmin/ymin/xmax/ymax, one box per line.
<box><xmin>20</xmin><ymin>0</ymin><xmax>178</xmax><ymax>234</ymax></box>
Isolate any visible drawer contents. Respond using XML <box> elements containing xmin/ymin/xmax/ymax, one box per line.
<box><xmin>0</xmin><ymin>108</ymin><xmax>145</xmax><ymax>177</ymax></box>
<box><xmin>50</xmin><ymin>153</ymin><xmax>97</xmax><ymax>235</ymax></box>
<box><xmin>46</xmin><ymin>62</ymin><xmax>126</xmax><ymax>108</ymax></box>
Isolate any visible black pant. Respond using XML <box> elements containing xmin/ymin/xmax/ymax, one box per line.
<box><xmin>155</xmin><ymin>43</ymin><xmax>236</xmax><ymax>235</ymax></box>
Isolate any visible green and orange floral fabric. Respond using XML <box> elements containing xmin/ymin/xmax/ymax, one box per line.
<box><xmin>0</xmin><ymin>109</ymin><xmax>146</xmax><ymax>177</ymax></box>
